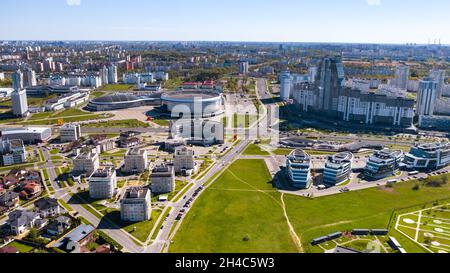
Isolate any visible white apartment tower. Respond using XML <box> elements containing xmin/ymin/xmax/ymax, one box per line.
<box><xmin>416</xmin><ymin>77</ymin><xmax>438</xmax><ymax>116</ymax></box>
<box><xmin>12</xmin><ymin>70</ymin><xmax>23</xmax><ymax>91</ymax></box>
<box><xmin>123</xmin><ymin>149</ymin><xmax>148</xmax><ymax>174</ymax></box>
<box><xmin>120</xmin><ymin>187</ymin><xmax>151</xmax><ymax>222</ymax></box>
<box><xmin>280</xmin><ymin>70</ymin><xmax>292</xmax><ymax>101</ymax></box>
<box><xmin>11</xmin><ymin>89</ymin><xmax>29</xmax><ymax>117</ymax></box>
<box><xmin>89</xmin><ymin>166</ymin><xmax>117</xmax><ymax>199</ymax></box>
<box><xmin>393</xmin><ymin>65</ymin><xmax>410</xmax><ymax>90</ymax></box>
<box><xmin>173</xmin><ymin>146</ymin><xmax>195</xmax><ymax>176</ymax></box>
<box><xmin>429</xmin><ymin>69</ymin><xmax>446</xmax><ymax>99</ymax></box>
<box><xmin>100</xmin><ymin>66</ymin><xmax>109</xmax><ymax>85</ymax></box>
<box><xmin>108</xmin><ymin>65</ymin><xmax>118</xmax><ymax>84</ymax></box>
<box><xmin>24</xmin><ymin>68</ymin><xmax>37</xmax><ymax>87</ymax></box>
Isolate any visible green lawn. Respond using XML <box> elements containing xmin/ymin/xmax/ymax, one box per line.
<box><xmin>151</xmin><ymin>119</ymin><xmax>170</xmax><ymax>127</ymax></box>
<box><xmin>170</xmin><ymin>158</ymin><xmax>450</xmax><ymax>253</ymax></box>
<box><xmin>6</xmin><ymin>241</ymin><xmax>34</xmax><ymax>253</ymax></box>
<box><xmin>285</xmin><ymin>179</ymin><xmax>450</xmax><ymax>253</ymax></box>
<box><xmin>273</xmin><ymin>148</ymin><xmax>335</xmax><ymax>156</ymax></box>
<box><xmin>98</xmin><ymin>84</ymin><xmax>135</xmax><ymax>91</ymax></box>
<box><xmin>170</xmin><ymin>159</ymin><xmax>298</xmax><ymax>253</ymax></box>
<box><xmin>83</xmin><ymin>119</ymin><xmax>149</xmax><ymax>128</ymax></box>
<box><xmin>273</xmin><ymin>148</ymin><xmax>293</xmax><ymax>156</ymax></box>
<box><xmin>242</xmin><ymin>144</ymin><xmax>270</xmax><ymax>156</ymax></box>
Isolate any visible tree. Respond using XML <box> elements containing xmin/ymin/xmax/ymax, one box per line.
<box><xmin>29</xmin><ymin>228</ymin><xmax>38</xmax><ymax>240</ymax></box>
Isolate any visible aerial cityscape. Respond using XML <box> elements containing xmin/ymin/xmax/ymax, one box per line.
<box><xmin>0</xmin><ymin>0</ymin><xmax>449</xmax><ymax>261</ymax></box>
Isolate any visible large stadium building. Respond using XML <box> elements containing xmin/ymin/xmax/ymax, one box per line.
<box><xmin>86</xmin><ymin>93</ymin><xmax>161</xmax><ymax>111</ymax></box>
<box><xmin>161</xmin><ymin>90</ymin><xmax>224</xmax><ymax>118</ymax></box>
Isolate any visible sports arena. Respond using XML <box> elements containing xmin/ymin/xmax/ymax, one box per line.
<box><xmin>160</xmin><ymin>90</ymin><xmax>224</xmax><ymax>118</ymax></box>
<box><xmin>86</xmin><ymin>93</ymin><xmax>161</xmax><ymax>111</ymax></box>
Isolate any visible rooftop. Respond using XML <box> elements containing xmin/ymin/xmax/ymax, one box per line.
<box><xmin>288</xmin><ymin>149</ymin><xmax>311</xmax><ymax>164</ymax></box>
<box><xmin>1</xmin><ymin>127</ymin><xmax>51</xmax><ymax>134</ymax></box>
<box><xmin>91</xmin><ymin>166</ymin><xmax>115</xmax><ymax>178</ymax></box>
<box><xmin>123</xmin><ymin>187</ymin><xmax>149</xmax><ymax>199</ymax></box>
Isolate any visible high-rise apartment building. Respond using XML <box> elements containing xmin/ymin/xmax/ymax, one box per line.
<box><xmin>393</xmin><ymin>65</ymin><xmax>410</xmax><ymax>90</ymax></box>
<box><xmin>429</xmin><ymin>69</ymin><xmax>446</xmax><ymax>99</ymax></box>
<box><xmin>416</xmin><ymin>77</ymin><xmax>438</xmax><ymax>116</ymax></box>
<box><xmin>279</xmin><ymin>71</ymin><xmax>292</xmax><ymax>101</ymax></box>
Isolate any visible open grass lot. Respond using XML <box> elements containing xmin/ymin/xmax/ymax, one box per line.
<box><xmin>83</xmin><ymin>119</ymin><xmax>149</xmax><ymax>128</ymax></box>
<box><xmin>98</xmin><ymin>84</ymin><xmax>135</xmax><ymax>91</ymax></box>
<box><xmin>6</xmin><ymin>241</ymin><xmax>35</xmax><ymax>253</ymax></box>
<box><xmin>170</xmin><ymin>158</ymin><xmax>450</xmax><ymax>253</ymax></box>
<box><xmin>170</xmin><ymin>159</ymin><xmax>298</xmax><ymax>253</ymax></box>
<box><xmin>242</xmin><ymin>144</ymin><xmax>270</xmax><ymax>156</ymax></box>
<box><xmin>151</xmin><ymin>119</ymin><xmax>170</xmax><ymax>127</ymax></box>
<box><xmin>285</xmin><ymin>180</ymin><xmax>450</xmax><ymax>253</ymax></box>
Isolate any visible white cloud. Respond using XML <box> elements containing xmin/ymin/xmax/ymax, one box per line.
<box><xmin>66</xmin><ymin>0</ymin><xmax>81</xmax><ymax>6</ymax></box>
<box><xmin>366</xmin><ymin>0</ymin><xmax>381</xmax><ymax>6</ymax></box>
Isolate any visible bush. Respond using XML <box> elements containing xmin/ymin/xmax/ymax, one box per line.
<box><xmin>96</xmin><ymin>231</ymin><xmax>123</xmax><ymax>251</ymax></box>
<box><xmin>412</xmin><ymin>184</ymin><xmax>420</xmax><ymax>191</ymax></box>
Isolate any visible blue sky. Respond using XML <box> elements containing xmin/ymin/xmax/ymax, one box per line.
<box><xmin>1</xmin><ymin>0</ymin><xmax>449</xmax><ymax>44</ymax></box>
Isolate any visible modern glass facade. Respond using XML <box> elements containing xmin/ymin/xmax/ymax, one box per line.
<box><xmin>286</xmin><ymin>149</ymin><xmax>311</xmax><ymax>189</ymax></box>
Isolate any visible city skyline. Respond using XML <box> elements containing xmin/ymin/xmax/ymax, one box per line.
<box><xmin>1</xmin><ymin>0</ymin><xmax>449</xmax><ymax>44</ymax></box>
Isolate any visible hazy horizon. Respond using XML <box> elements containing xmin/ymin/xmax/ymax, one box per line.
<box><xmin>1</xmin><ymin>0</ymin><xmax>449</xmax><ymax>44</ymax></box>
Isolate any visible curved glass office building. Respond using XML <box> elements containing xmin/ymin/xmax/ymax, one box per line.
<box><xmin>364</xmin><ymin>149</ymin><xmax>404</xmax><ymax>180</ymax></box>
<box><xmin>323</xmin><ymin>152</ymin><xmax>353</xmax><ymax>185</ymax></box>
<box><xmin>286</xmin><ymin>149</ymin><xmax>311</xmax><ymax>189</ymax></box>
<box><xmin>404</xmin><ymin>142</ymin><xmax>450</xmax><ymax>170</ymax></box>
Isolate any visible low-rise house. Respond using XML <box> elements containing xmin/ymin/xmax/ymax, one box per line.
<box><xmin>34</xmin><ymin>198</ymin><xmax>61</xmax><ymax>218</ymax></box>
<box><xmin>0</xmin><ymin>169</ymin><xmax>41</xmax><ymax>191</ymax></box>
<box><xmin>46</xmin><ymin>216</ymin><xmax>72</xmax><ymax>236</ymax></box>
<box><xmin>0</xmin><ymin>191</ymin><xmax>19</xmax><ymax>208</ymax></box>
<box><xmin>53</xmin><ymin>224</ymin><xmax>95</xmax><ymax>253</ymax></box>
<box><xmin>90</xmin><ymin>135</ymin><xmax>116</xmax><ymax>153</ymax></box>
<box><xmin>118</xmin><ymin>131</ymin><xmax>141</xmax><ymax>148</ymax></box>
<box><xmin>7</xmin><ymin>210</ymin><xmax>41</xmax><ymax>235</ymax></box>
<box><xmin>0</xmin><ymin>174</ymin><xmax>20</xmax><ymax>190</ymax></box>
<box><xmin>19</xmin><ymin>182</ymin><xmax>42</xmax><ymax>200</ymax></box>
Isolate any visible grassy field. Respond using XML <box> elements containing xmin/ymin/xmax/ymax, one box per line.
<box><xmin>242</xmin><ymin>144</ymin><xmax>270</xmax><ymax>156</ymax></box>
<box><xmin>286</xmin><ymin>178</ymin><xmax>450</xmax><ymax>253</ymax></box>
<box><xmin>170</xmin><ymin>159</ymin><xmax>298</xmax><ymax>253</ymax></box>
<box><xmin>6</xmin><ymin>241</ymin><xmax>34</xmax><ymax>253</ymax></box>
<box><xmin>98</xmin><ymin>84</ymin><xmax>135</xmax><ymax>91</ymax></box>
<box><xmin>151</xmin><ymin>119</ymin><xmax>170</xmax><ymax>127</ymax></box>
<box><xmin>83</xmin><ymin>119</ymin><xmax>149</xmax><ymax>128</ymax></box>
<box><xmin>170</xmin><ymin>158</ymin><xmax>450</xmax><ymax>253</ymax></box>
